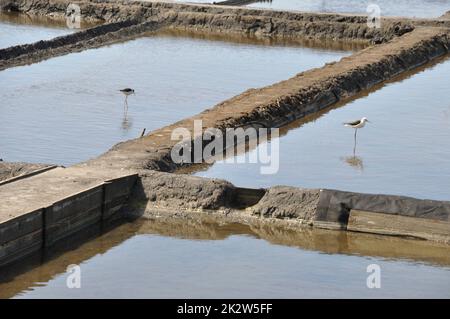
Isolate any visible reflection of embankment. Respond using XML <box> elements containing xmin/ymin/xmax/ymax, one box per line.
<box><xmin>156</xmin><ymin>28</ymin><xmax>367</xmax><ymax>52</ymax></box>
<box><xmin>0</xmin><ymin>220</ymin><xmax>138</xmax><ymax>299</ymax></box>
<box><xmin>1</xmin><ymin>212</ymin><xmax>449</xmax><ymax>298</ymax></box>
<box><xmin>0</xmin><ymin>10</ymin><xmax>97</xmax><ymax>29</ymax></box>
<box><xmin>138</xmin><ymin>216</ymin><xmax>450</xmax><ymax>267</ymax></box>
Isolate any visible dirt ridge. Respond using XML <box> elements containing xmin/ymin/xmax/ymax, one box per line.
<box><xmin>81</xmin><ymin>27</ymin><xmax>449</xmax><ymax>173</ymax></box>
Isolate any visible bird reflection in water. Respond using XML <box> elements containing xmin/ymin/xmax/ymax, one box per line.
<box><xmin>341</xmin><ymin>135</ymin><xmax>364</xmax><ymax>171</ymax></box>
<box><xmin>341</xmin><ymin>117</ymin><xmax>371</xmax><ymax>171</ymax></box>
<box><xmin>121</xmin><ymin>111</ymin><xmax>132</xmax><ymax>131</ymax></box>
<box><xmin>120</xmin><ymin>88</ymin><xmax>135</xmax><ymax>131</ymax></box>
<box><xmin>342</xmin><ymin>155</ymin><xmax>364</xmax><ymax>171</ymax></box>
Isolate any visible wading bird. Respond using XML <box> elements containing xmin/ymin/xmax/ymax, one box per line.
<box><xmin>120</xmin><ymin>88</ymin><xmax>135</xmax><ymax>98</ymax></box>
<box><xmin>344</xmin><ymin>117</ymin><xmax>371</xmax><ymax>155</ymax></box>
<box><xmin>120</xmin><ymin>88</ymin><xmax>135</xmax><ymax>108</ymax></box>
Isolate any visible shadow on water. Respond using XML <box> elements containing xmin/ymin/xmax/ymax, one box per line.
<box><xmin>0</xmin><ymin>215</ymin><xmax>449</xmax><ymax>298</ymax></box>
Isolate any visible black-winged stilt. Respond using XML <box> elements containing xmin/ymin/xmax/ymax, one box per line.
<box><xmin>344</xmin><ymin>117</ymin><xmax>371</xmax><ymax>154</ymax></box>
<box><xmin>120</xmin><ymin>88</ymin><xmax>135</xmax><ymax>107</ymax></box>
<box><xmin>120</xmin><ymin>88</ymin><xmax>135</xmax><ymax>96</ymax></box>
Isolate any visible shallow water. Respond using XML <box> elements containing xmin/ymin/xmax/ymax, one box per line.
<box><xmin>248</xmin><ymin>0</ymin><xmax>450</xmax><ymax>18</ymax></box>
<box><xmin>0</xmin><ymin>31</ymin><xmax>350</xmax><ymax>165</ymax></box>
<box><xmin>1</xmin><ymin>219</ymin><xmax>449</xmax><ymax>299</ymax></box>
<box><xmin>195</xmin><ymin>56</ymin><xmax>450</xmax><ymax>201</ymax></box>
<box><xmin>0</xmin><ymin>12</ymin><xmax>76</xmax><ymax>49</ymax></box>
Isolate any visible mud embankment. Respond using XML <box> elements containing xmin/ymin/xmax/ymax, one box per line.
<box><xmin>132</xmin><ymin>170</ymin><xmax>235</xmax><ymax>211</ymax></box>
<box><xmin>2</xmin><ymin>0</ymin><xmax>416</xmax><ymax>41</ymax></box>
<box><xmin>0</xmin><ymin>0</ymin><xmax>449</xmax><ymax>247</ymax></box>
<box><xmin>0</xmin><ymin>0</ymin><xmax>425</xmax><ymax>70</ymax></box>
<box><xmin>83</xmin><ymin>26</ymin><xmax>449</xmax><ymax>243</ymax></box>
<box><xmin>84</xmin><ymin>27</ymin><xmax>450</xmax><ymax>174</ymax></box>
<box><xmin>0</xmin><ymin>19</ymin><xmax>163</xmax><ymax>70</ymax></box>
<box><xmin>125</xmin><ymin>169</ymin><xmax>450</xmax><ymax>243</ymax></box>
<box><xmin>441</xmin><ymin>11</ymin><xmax>450</xmax><ymax>20</ymax></box>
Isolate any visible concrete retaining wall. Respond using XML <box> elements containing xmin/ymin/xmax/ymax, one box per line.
<box><xmin>0</xmin><ymin>174</ymin><xmax>137</xmax><ymax>267</ymax></box>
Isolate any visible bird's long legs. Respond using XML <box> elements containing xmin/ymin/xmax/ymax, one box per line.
<box><xmin>353</xmin><ymin>128</ymin><xmax>358</xmax><ymax>156</ymax></box>
<box><xmin>123</xmin><ymin>96</ymin><xmax>129</xmax><ymax>117</ymax></box>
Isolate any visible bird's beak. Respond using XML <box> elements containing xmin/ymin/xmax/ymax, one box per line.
<box><xmin>366</xmin><ymin>120</ymin><xmax>371</xmax><ymax>123</ymax></box>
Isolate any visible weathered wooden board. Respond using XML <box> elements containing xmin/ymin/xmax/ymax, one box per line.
<box><xmin>348</xmin><ymin>210</ymin><xmax>450</xmax><ymax>243</ymax></box>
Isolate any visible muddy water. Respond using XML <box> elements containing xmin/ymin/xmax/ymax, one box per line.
<box><xmin>1</xmin><ymin>218</ymin><xmax>449</xmax><ymax>298</ymax></box>
<box><xmin>248</xmin><ymin>0</ymin><xmax>450</xmax><ymax>18</ymax></box>
<box><xmin>0</xmin><ymin>12</ymin><xmax>76</xmax><ymax>49</ymax></box>
<box><xmin>196</xmin><ymin>57</ymin><xmax>450</xmax><ymax>201</ymax></box>
<box><xmin>0</xmin><ymin>30</ymin><xmax>351</xmax><ymax>165</ymax></box>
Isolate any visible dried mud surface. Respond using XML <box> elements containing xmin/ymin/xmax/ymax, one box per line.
<box><xmin>0</xmin><ymin>161</ymin><xmax>51</xmax><ymax>182</ymax></box>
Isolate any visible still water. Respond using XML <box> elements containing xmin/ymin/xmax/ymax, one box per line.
<box><xmin>196</xmin><ymin>57</ymin><xmax>450</xmax><ymax>201</ymax></box>
<box><xmin>0</xmin><ymin>30</ymin><xmax>351</xmax><ymax>165</ymax></box>
<box><xmin>1</xmin><ymin>218</ymin><xmax>449</xmax><ymax>298</ymax></box>
<box><xmin>247</xmin><ymin>0</ymin><xmax>450</xmax><ymax>18</ymax></box>
<box><xmin>0</xmin><ymin>12</ymin><xmax>75</xmax><ymax>49</ymax></box>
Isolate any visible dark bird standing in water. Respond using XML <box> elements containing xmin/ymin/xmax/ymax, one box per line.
<box><xmin>120</xmin><ymin>88</ymin><xmax>135</xmax><ymax>96</ymax></box>
<box><xmin>120</xmin><ymin>88</ymin><xmax>135</xmax><ymax>131</ymax></box>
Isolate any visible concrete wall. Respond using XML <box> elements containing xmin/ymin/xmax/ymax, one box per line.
<box><xmin>0</xmin><ymin>174</ymin><xmax>137</xmax><ymax>267</ymax></box>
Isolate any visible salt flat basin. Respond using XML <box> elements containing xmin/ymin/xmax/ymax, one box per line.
<box><xmin>0</xmin><ymin>12</ymin><xmax>75</xmax><ymax>49</ymax></box>
<box><xmin>0</xmin><ymin>30</ymin><xmax>351</xmax><ymax>165</ymax></box>
<box><xmin>1</xmin><ymin>218</ymin><xmax>449</xmax><ymax>298</ymax></box>
<box><xmin>195</xmin><ymin>57</ymin><xmax>450</xmax><ymax>201</ymax></box>
<box><xmin>247</xmin><ymin>0</ymin><xmax>450</xmax><ymax>18</ymax></box>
